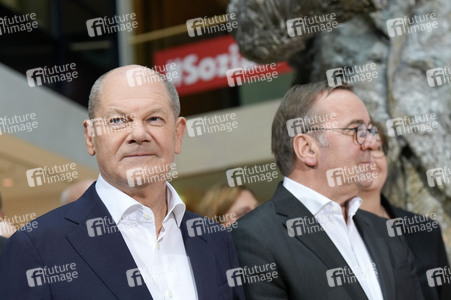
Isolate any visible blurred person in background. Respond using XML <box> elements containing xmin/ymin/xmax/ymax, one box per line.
<box><xmin>0</xmin><ymin>192</ymin><xmax>15</xmax><ymax>238</ymax></box>
<box><xmin>60</xmin><ymin>179</ymin><xmax>95</xmax><ymax>205</ymax></box>
<box><xmin>359</xmin><ymin>121</ymin><xmax>451</xmax><ymax>300</ymax></box>
<box><xmin>196</xmin><ymin>183</ymin><xmax>258</xmax><ymax>227</ymax></box>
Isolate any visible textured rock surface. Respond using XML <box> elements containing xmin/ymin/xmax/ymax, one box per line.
<box><xmin>228</xmin><ymin>0</ymin><xmax>451</xmax><ymax>257</ymax></box>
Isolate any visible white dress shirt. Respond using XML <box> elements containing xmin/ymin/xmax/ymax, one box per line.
<box><xmin>283</xmin><ymin>177</ymin><xmax>384</xmax><ymax>300</ymax></box>
<box><xmin>96</xmin><ymin>174</ymin><xmax>198</xmax><ymax>300</ymax></box>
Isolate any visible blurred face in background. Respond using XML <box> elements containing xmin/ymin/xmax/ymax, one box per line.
<box><xmin>222</xmin><ymin>190</ymin><xmax>259</xmax><ymax>227</ymax></box>
<box><xmin>197</xmin><ymin>184</ymin><xmax>259</xmax><ymax>227</ymax></box>
<box><xmin>363</xmin><ymin>134</ymin><xmax>388</xmax><ymax>193</ymax></box>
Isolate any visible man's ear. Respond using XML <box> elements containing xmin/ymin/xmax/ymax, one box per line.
<box><xmin>292</xmin><ymin>134</ymin><xmax>318</xmax><ymax>167</ymax></box>
<box><xmin>174</xmin><ymin>117</ymin><xmax>186</xmax><ymax>154</ymax></box>
<box><xmin>83</xmin><ymin>120</ymin><xmax>96</xmax><ymax>156</ymax></box>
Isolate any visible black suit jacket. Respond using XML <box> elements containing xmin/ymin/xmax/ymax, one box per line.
<box><xmin>0</xmin><ymin>184</ymin><xmax>245</xmax><ymax>300</ymax></box>
<box><xmin>232</xmin><ymin>183</ymin><xmax>424</xmax><ymax>300</ymax></box>
<box><xmin>381</xmin><ymin>195</ymin><xmax>451</xmax><ymax>300</ymax></box>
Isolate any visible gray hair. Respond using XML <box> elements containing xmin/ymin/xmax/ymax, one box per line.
<box><xmin>88</xmin><ymin>66</ymin><xmax>181</xmax><ymax>119</ymax></box>
<box><xmin>271</xmin><ymin>81</ymin><xmax>353</xmax><ymax>176</ymax></box>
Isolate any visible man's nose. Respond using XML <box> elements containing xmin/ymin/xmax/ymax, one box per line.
<box><xmin>128</xmin><ymin>120</ymin><xmax>150</xmax><ymax>144</ymax></box>
<box><xmin>361</xmin><ymin>131</ymin><xmax>378</xmax><ymax>151</ymax></box>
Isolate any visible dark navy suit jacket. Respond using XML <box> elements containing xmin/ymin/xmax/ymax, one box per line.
<box><xmin>0</xmin><ymin>184</ymin><xmax>245</xmax><ymax>300</ymax></box>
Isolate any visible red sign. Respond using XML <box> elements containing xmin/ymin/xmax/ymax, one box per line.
<box><xmin>153</xmin><ymin>35</ymin><xmax>292</xmax><ymax>96</ymax></box>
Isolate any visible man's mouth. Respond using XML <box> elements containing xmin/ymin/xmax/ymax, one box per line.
<box><xmin>123</xmin><ymin>153</ymin><xmax>154</xmax><ymax>159</ymax></box>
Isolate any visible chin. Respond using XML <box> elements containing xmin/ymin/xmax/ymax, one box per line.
<box><xmin>357</xmin><ymin>178</ymin><xmax>374</xmax><ymax>189</ymax></box>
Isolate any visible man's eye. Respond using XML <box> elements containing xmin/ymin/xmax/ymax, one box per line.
<box><xmin>149</xmin><ymin>117</ymin><xmax>163</xmax><ymax>122</ymax></box>
<box><xmin>109</xmin><ymin>117</ymin><xmax>125</xmax><ymax>124</ymax></box>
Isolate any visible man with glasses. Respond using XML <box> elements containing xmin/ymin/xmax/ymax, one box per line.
<box><xmin>232</xmin><ymin>81</ymin><xmax>424</xmax><ymax>299</ymax></box>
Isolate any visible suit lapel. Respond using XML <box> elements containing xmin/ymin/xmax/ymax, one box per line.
<box><xmin>64</xmin><ymin>185</ymin><xmax>153</xmax><ymax>299</ymax></box>
<box><xmin>180</xmin><ymin>215</ymin><xmax>217</xmax><ymax>300</ymax></box>
<box><xmin>273</xmin><ymin>184</ymin><xmax>367</xmax><ymax>299</ymax></box>
<box><xmin>354</xmin><ymin>211</ymin><xmax>396</xmax><ymax>300</ymax></box>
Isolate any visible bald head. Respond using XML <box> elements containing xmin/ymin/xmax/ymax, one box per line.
<box><xmin>88</xmin><ymin>65</ymin><xmax>180</xmax><ymax>119</ymax></box>
<box><xmin>60</xmin><ymin>179</ymin><xmax>95</xmax><ymax>205</ymax></box>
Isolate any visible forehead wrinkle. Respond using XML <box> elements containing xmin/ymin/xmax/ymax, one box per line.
<box><xmin>104</xmin><ymin>108</ymin><xmax>126</xmax><ymax>116</ymax></box>
<box><xmin>105</xmin><ymin>102</ymin><xmax>166</xmax><ymax>113</ymax></box>
<box><xmin>103</xmin><ymin>88</ymin><xmax>170</xmax><ymax>107</ymax></box>
<box><xmin>344</xmin><ymin>119</ymin><xmax>365</xmax><ymax>127</ymax></box>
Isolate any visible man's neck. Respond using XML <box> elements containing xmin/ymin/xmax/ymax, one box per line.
<box><xmin>104</xmin><ymin>175</ymin><xmax>169</xmax><ymax>236</ymax></box>
<box><xmin>341</xmin><ymin>200</ymin><xmax>351</xmax><ymax>224</ymax></box>
<box><xmin>288</xmin><ymin>174</ymin><xmax>357</xmax><ymax>222</ymax></box>
<box><xmin>130</xmin><ymin>183</ymin><xmax>168</xmax><ymax>236</ymax></box>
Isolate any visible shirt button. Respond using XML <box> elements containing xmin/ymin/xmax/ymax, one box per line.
<box><xmin>156</xmin><ymin>242</ymin><xmax>160</xmax><ymax>250</ymax></box>
<box><xmin>143</xmin><ymin>213</ymin><xmax>150</xmax><ymax>219</ymax></box>
<box><xmin>167</xmin><ymin>290</ymin><xmax>173</xmax><ymax>298</ymax></box>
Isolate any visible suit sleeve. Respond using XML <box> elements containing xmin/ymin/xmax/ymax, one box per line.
<box><xmin>231</xmin><ymin>225</ymin><xmax>288</xmax><ymax>300</ymax></box>
<box><xmin>434</xmin><ymin>226</ymin><xmax>451</xmax><ymax>300</ymax></box>
<box><xmin>398</xmin><ymin>233</ymin><xmax>426</xmax><ymax>300</ymax></box>
<box><xmin>0</xmin><ymin>230</ymin><xmax>51</xmax><ymax>300</ymax></box>
<box><xmin>226</xmin><ymin>231</ymin><xmax>246</xmax><ymax>300</ymax></box>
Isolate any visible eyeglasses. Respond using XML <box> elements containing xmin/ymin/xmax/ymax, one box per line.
<box><xmin>303</xmin><ymin>123</ymin><xmax>377</xmax><ymax>145</ymax></box>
